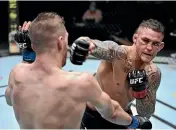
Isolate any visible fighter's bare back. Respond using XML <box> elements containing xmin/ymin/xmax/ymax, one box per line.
<box><xmin>9</xmin><ymin>63</ymin><xmax>89</xmax><ymax>129</ymax></box>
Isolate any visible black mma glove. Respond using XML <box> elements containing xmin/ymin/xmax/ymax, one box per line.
<box><xmin>14</xmin><ymin>30</ymin><xmax>36</xmax><ymax>63</ymax></box>
<box><xmin>127</xmin><ymin>69</ymin><xmax>148</xmax><ymax>99</ymax></box>
<box><xmin>70</xmin><ymin>39</ymin><xmax>90</xmax><ymax>65</ymax></box>
<box><xmin>128</xmin><ymin>115</ymin><xmax>152</xmax><ymax>129</ymax></box>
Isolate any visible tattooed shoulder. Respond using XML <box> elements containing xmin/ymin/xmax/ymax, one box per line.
<box><xmin>145</xmin><ymin>64</ymin><xmax>161</xmax><ymax>90</ymax></box>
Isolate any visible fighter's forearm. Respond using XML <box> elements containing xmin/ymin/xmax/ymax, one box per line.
<box><xmin>90</xmin><ymin>39</ymin><xmax>127</xmax><ymax>61</ymax></box>
<box><xmin>136</xmin><ymin>68</ymin><xmax>161</xmax><ymax>118</ymax></box>
<box><xmin>107</xmin><ymin>100</ymin><xmax>132</xmax><ymax>126</ymax></box>
<box><xmin>95</xmin><ymin>97</ymin><xmax>132</xmax><ymax>126</ymax></box>
<box><xmin>136</xmin><ymin>91</ymin><xmax>156</xmax><ymax>118</ymax></box>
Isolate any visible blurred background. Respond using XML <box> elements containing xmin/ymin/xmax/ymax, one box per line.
<box><xmin>0</xmin><ymin>1</ymin><xmax>176</xmax><ymax>129</ymax></box>
<box><xmin>0</xmin><ymin>1</ymin><xmax>176</xmax><ymax>57</ymax></box>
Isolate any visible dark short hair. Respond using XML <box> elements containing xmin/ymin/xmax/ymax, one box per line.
<box><xmin>137</xmin><ymin>19</ymin><xmax>165</xmax><ymax>35</ymax></box>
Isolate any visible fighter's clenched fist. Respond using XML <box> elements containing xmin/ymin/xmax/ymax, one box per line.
<box><xmin>70</xmin><ymin>37</ymin><xmax>95</xmax><ymax>65</ymax></box>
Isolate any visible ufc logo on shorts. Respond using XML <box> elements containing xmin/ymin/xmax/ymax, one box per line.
<box><xmin>18</xmin><ymin>43</ymin><xmax>27</xmax><ymax>49</ymax></box>
<box><xmin>130</xmin><ymin>77</ymin><xmax>143</xmax><ymax>84</ymax></box>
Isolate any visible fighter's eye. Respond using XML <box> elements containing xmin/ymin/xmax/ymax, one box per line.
<box><xmin>152</xmin><ymin>42</ymin><xmax>160</xmax><ymax>46</ymax></box>
<box><xmin>142</xmin><ymin>39</ymin><xmax>149</xmax><ymax>43</ymax></box>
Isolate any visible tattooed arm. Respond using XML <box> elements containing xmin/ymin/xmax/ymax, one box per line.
<box><xmin>90</xmin><ymin>39</ymin><xmax>127</xmax><ymax>61</ymax></box>
<box><xmin>75</xmin><ymin>36</ymin><xmax>128</xmax><ymax>61</ymax></box>
<box><xmin>136</xmin><ymin>66</ymin><xmax>161</xmax><ymax>119</ymax></box>
<box><xmin>75</xmin><ymin>37</ymin><xmax>127</xmax><ymax>61</ymax></box>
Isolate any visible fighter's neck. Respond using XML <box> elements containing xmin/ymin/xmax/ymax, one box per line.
<box><xmin>34</xmin><ymin>53</ymin><xmax>63</xmax><ymax>70</ymax></box>
<box><xmin>129</xmin><ymin>45</ymin><xmax>145</xmax><ymax>69</ymax></box>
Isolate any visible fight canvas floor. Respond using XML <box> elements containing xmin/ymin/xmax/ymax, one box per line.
<box><xmin>0</xmin><ymin>55</ymin><xmax>176</xmax><ymax>129</ymax></box>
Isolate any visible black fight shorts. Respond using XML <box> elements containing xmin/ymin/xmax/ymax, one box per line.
<box><xmin>81</xmin><ymin>105</ymin><xmax>133</xmax><ymax>129</ymax></box>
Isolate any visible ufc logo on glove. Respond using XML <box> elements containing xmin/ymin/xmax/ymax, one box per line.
<box><xmin>18</xmin><ymin>43</ymin><xmax>27</xmax><ymax>49</ymax></box>
<box><xmin>70</xmin><ymin>39</ymin><xmax>90</xmax><ymax>65</ymax></box>
<box><xmin>127</xmin><ymin>70</ymin><xmax>148</xmax><ymax>99</ymax></box>
<box><xmin>130</xmin><ymin>77</ymin><xmax>143</xmax><ymax>84</ymax></box>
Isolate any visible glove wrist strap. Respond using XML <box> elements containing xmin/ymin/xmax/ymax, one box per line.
<box><xmin>23</xmin><ymin>49</ymin><xmax>36</xmax><ymax>63</ymax></box>
<box><xmin>133</xmin><ymin>87</ymin><xmax>147</xmax><ymax>99</ymax></box>
<box><xmin>128</xmin><ymin>116</ymin><xmax>139</xmax><ymax>129</ymax></box>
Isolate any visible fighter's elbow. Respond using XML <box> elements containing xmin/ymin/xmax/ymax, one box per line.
<box><xmin>98</xmin><ymin>101</ymin><xmax>132</xmax><ymax>126</ymax></box>
<box><xmin>94</xmin><ymin>95</ymin><xmax>113</xmax><ymax>119</ymax></box>
<box><xmin>101</xmin><ymin>99</ymin><xmax>121</xmax><ymax>119</ymax></box>
<box><xmin>5</xmin><ymin>96</ymin><xmax>12</xmax><ymax>106</ymax></box>
<box><xmin>111</xmin><ymin>100</ymin><xmax>121</xmax><ymax>117</ymax></box>
<box><xmin>6</xmin><ymin>100</ymin><xmax>12</xmax><ymax>106</ymax></box>
<box><xmin>5</xmin><ymin>89</ymin><xmax>12</xmax><ymax>106</ymax></box>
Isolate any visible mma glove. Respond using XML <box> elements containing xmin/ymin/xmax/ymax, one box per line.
<box><xmin>127</xmin><ymin>69</ymin><xmax>148</xmax><ymax>99</ymax></box>
<box><xmin>70</xmin><ymin>38</ymin><xmax>90</xmax><ymax>65</ymax></box>
<box><xmin>128</xmin><ymin>115</ymin><xmax>152</xmax><ymax>129</ymax></box>
<box><xmin>14</xmin><ymin>30</ymin><xmax>35</xmax><ymax>63</ymax></box>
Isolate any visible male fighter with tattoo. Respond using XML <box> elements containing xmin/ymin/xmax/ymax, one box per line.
<box><xmin>6</xmin><ymin>12</ymin><xmax>152</xmax><ymax>129</ymax></box>
<box><xmin>70</xmin><ymin>19</ymin><xmax>164</xmax><ymax>129</ymax></box>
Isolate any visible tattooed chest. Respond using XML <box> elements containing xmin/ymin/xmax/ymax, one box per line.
<box><xmin>124</xmin><ymin>58</ymin><xmax>133</xmax><ymax>73</ymax></box>
<box><xmin>144</xmin><ymin>65</ymin><xmax>155</xmax><ymax>76</ymax></box>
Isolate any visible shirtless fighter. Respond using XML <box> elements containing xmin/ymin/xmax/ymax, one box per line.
<box><xmin>5</xmin><ymin>12</ymin><xmax>151</xmax><ymax>129</ymax></box>
<box><xmin>70</xmin><ymin>18</ymin><xmax>164</xmax><ymax>129</ymax></box>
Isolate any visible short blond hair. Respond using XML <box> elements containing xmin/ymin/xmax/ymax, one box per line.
<box><xmin>29</xmin><ymin>12</ymin><xmax>66</xmax><ymax>50</ymax></box>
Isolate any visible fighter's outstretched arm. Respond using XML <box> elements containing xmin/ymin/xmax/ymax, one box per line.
<box><xmin>76</xmin><ymin>37</ymin><xmax>127</xmax><ymax>61</ymax></box>
<box><xmin>136</xmin><ymin>67</ymin><xmax>161</xmax><ymax>118</ymax></box>
<box><xmin>82</xmin><ymin>73</ymin><xmax>152</xmax><ymax>129</ymax></box>
<box><xmin>90</xmin><ymin>39</ymin><xmax>127</xmax><ymax>61</ymax></box>
<box><xmin>82</xmin><ymin>73</ymin><xmax>132</xmax><ymax>126</ymax></box>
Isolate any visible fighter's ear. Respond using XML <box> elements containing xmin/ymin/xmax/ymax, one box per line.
<box><xmin>158</xmin><ymin>42</ymin><xmax>164</xmax><ymax>51</ymax></box>
<box><xmin>58</xmin><ymin>36</ymin><xmax>63</xmax><ymax>42</ymax></box>
<box><xmin>57</xmin><ymin>36</ymin><xmax>63</xmax><ymax>50</ymax></box>
<box><xmin>133</xmin><ymin>33</ymin><xmax>138</xmax><ymax>43</ymax></box>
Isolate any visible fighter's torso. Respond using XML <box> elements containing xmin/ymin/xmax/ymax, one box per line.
<box><xmin>88</xmin><ymin>47</ymin><xmax>156</xmax><ymax>111</ymax></box>
<box><xmin>11</xmin><ymin>65</ymin><xmax>86</xmax><ymax>129</ymax></box>
<box><xmin>96</xmin><ymin>59</ymin><xmax>134</xmax><ymax>110</ymax></box>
